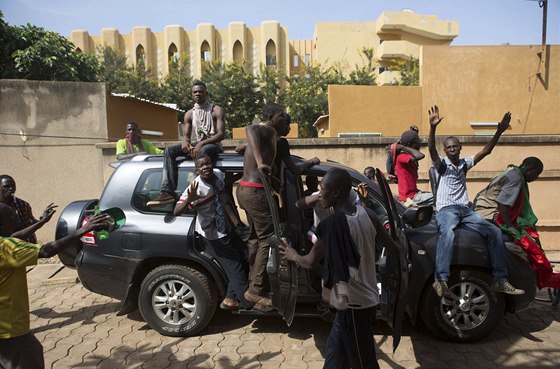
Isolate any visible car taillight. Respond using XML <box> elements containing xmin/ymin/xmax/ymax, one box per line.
<box><xmin>80</xmin><ymin>216</ymin><xmax>97</xmax><ymax>246</ymax></box>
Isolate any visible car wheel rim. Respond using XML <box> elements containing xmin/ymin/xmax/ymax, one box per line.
<box><xmin>440</xmin><ymin>281</ymin><xmax>489</xmax><ymax>331</ymax></box>
<box><xmin>152</xmin><ymin>280</ymin><xmax>196</xmax><ymax>325</ymax></box>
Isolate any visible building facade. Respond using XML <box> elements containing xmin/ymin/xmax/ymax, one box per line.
<box><xmin>70</xmin><ymin>10</ymin><xmax>458</xmax><ymax>83</ymax></box>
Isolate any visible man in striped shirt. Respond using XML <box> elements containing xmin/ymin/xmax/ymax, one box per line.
<box><xmin>427</xmin><ymin>105</ymin><xmax>524</xmax><ymax>297</ymax></box>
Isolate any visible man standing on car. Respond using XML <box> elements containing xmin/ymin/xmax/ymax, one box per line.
<box><xmin>0</xmin><ymin>203</ymin><xmax>110</xmax><ymax>369</ymax></box>
<box><xmin>428</xmin><ymin>105</ymin><xmax>524</xmax><ymax>297</ymax></box>
<box><xmin>148</xmin><ymin>81</ymin><xmax>226</xmax><ymax>206</ymax></box>
<box><xmin>173</xmin><ymin>155</ymin><xmax>255</xmax><ymax>311</ymax></box>
<box><xmin>115</xmin><ymin>122</ymin><xmax>163</xmax><ymax>160</ymax></box>
<box><xmin>0</xmin><ymin>175</ymin><xmax>57</xmax><ymax>243</ymax></box>
<box><xmin>237</xmin><ymin>103</ymin><xmax>319</xmax><ymax>307</ymax></box>
<box><xmin>280</xmin><ymin>168</ymin><xmax>404</xmax><ymax>369</ymax></box>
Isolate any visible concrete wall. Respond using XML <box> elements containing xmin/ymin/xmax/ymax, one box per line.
<box><xmin>0</xmin><ymin>80</ymin><xmax>108</xmax><ymax>243</ymax></box>
<box><xmin>97</xmin><ymin>135</ymin><xmax>560</xmax><ymax>251</ymax></box>
<box><xmin>421</xmin><ymin>45</ymin><xmax>560</xmax><ymax>135</ymax></box>
<box><xmin>106</xmin><ymin>95</ymin><xmax>180</xmax><ymax>141</ymax></box>
<box><xmin>327</xmin><ymin>45</ymin><xmax>560</xmax><ymax>137</ymax></box>
<box><xmin>327</xmin><ymin>85</ymin><xmax>422</xmax><ymax>137</ymax></box>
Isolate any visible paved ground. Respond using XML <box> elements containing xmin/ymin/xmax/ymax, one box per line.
<box><xmin>27</xmin><ymin>263</ymin><xmax>560</xmax><ymax>369</ymax></box>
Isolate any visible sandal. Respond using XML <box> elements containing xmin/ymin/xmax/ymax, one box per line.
<box><xmin>220</xmin><ymin>299</ymin><xmax>239</xmax><ymax>310</ymax></box>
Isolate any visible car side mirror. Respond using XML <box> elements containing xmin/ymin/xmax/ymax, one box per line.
<box><xmin>402</xmin><ymin>206</ymin><xmax>433</xmax><ymax>228</ymax></box>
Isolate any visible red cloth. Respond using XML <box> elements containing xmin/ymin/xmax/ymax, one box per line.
<box><xmin>496</xmin><ymin>189</ymin><xmax>560</xmax><ymax>289</ymax></box>
<box><xmin>395</xmin><ymin>153</ymin><xmax>419</xmax><ymax>201</ymax></box>
<box><xmin>239</xmin><ymin>180</ymin><xmax>264</xmax><ymax>188</ymax></box>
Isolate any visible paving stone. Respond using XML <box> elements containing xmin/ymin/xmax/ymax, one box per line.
<box><xmin>20</xmin><ymin>265</ymin><xmax>560</xmax><ymax>369</ymax></box>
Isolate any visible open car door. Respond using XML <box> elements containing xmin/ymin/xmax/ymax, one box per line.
<box><xmin>259</xmin><ymin>171</ymin><xmax>298</xmax><ymax>326</ymax></box>
<box><xmin>375</xmin><ymin>168</ymin><xmax>410</xmax><ymax>352</ymax></box>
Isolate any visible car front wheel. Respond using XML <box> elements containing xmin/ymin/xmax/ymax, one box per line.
<box><xmin>420</xmin><ymin>270</ymin><xmax>505</xmax><ymax>342</ymax></box>
<box><xmin>139</xmin><ymin>264</ymin><xmax>217</xmax><ymax>337</ymax></box>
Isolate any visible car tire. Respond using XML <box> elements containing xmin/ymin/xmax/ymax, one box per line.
<box><xmin>420</xmin><ymin>269</ymin><xmax>505</xmax><ymax>342</ymax></box>
<box><xmin>139</xmin><ymin>264</ymin><xmax>217</xmax><ymax>337</ymax></box>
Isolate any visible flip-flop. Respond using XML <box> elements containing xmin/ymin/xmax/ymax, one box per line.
<box><xmin>220</xmin><ymin>301</ymin><xmax>239</xmax><ymax>310</ymax></box>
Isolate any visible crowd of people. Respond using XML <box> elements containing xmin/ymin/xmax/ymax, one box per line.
<box><xmin>1</xmin><ymin>80</ymin><xmax>554</xmax><ymax>369</ymax></box>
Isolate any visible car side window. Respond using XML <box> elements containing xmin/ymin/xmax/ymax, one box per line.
<box><xmin>132</xmin><ymin>168</ymin><xmax>196</xmax><ymax>213</ymax></box>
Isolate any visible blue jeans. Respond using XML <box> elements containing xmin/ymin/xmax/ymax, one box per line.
<box><xmin>324</xmin><ymin>306</ymin><xmax>380</xmax><ymax>369</ymax></box>
<box><xmin>435</xmin><ymin>205</ymin><xmax>508</xmax><ymax>282</ymax></box>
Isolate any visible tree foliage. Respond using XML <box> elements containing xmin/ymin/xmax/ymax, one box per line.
<box><xmin>160</xmin><ymin>54</ymin><xmax>193</xmax><ymax>112</ymax></box>
<box><xmin>202</xmin><ymin>62</ymin><xmax>263</xmax><ymax>131</ymax></box>
<box><xmin>0</xmin><ymin>12</ymin><xmax>100</xmax><ymax>81</ymax></box>
<box><xmin>390</xmin><ymin>56</ymin><xmax>420</xmax><ymax>86</ymax></box>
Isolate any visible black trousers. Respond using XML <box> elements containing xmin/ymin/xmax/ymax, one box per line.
<box><xmin>205</xmin><ymin>234</ymin><xmax>253</xmax><ymax>309</ymax></box>
<box><xmin>0</xmin><ymin>331</ymin><xmax>44</xmax><ymax>369</ymax></box>
<box><xmin>323</xmin><ymin>306</ymin><xmax>380</xmax><ymax>369</ymax></box>
<box><xmin>161</xmin><ymin>143</ymin><xmax>222</xmax><ymax>194</ymax></box>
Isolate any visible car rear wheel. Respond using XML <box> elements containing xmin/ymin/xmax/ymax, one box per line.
<box><xmin>420</xmin><ymin>270</ymin><xmax>505</xmax><ymax>342</ymax></box>
<box><xmin>139</xmin><ymin>264</ymin><xmax>217</xmax><ymax>337</ymax></box>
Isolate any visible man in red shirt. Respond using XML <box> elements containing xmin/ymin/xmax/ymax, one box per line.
<box><xmin>394</xmin><ymin>130</ymin><xmax>433</xmax><ymax>206</ymax></box>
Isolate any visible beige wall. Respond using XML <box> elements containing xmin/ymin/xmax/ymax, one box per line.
<box><xmin>327</xmin><ymin>85</ymin><xmax>422</xmax><ymax>137</ymax></box>
<box><xmin>75</xmin><ymin>21</ymin><xmax>291</xmax><ymax>79</ymax></box>
<box><xmin>106</xmin><ymin>95</ymin><xmax>180</xmax><ymax>141</ymax></box>
<box><xmin>0</xmin><ymin>80</ymin><xmax>109</xmax><ymax>243</ymax></box>
<box><xmin>421</xmin><ymin>45</ymin><xmax>560</xmax><ymax>135</ymax></box>
<box><xmin>327</xmin><ymin>45</ymin><xmax>560</xmax><ymax>137</ymax></box>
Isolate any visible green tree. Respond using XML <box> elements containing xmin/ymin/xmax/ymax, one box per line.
<box><xmin>390</xmin><ymin>56</ymin><xmax>419</xmax><ymax>86</ymax></box>
<box><xmin>99</xmin><ymin>46</ymin><xmax>131</xmax><ymax>92</ymax></box>
<box><xmin>160</xmin><ymin>54</ymin><xmax>193</xmax><ymax>111</ymax></box>
<box><xmin>0</xmin><ymin>11</ymin><xmax>19</xmax><ymax>78</ymax></box>
<box><xmin>257</xmin><ymin>64</ymin><xmax>286</xmax><ymax>105</ymax></box>
<box><xmin>283</xmin><ymin>65</ymin><xmax>345</xmax><ymax>138</ymax></box>
<box><xmin>98</xmin><ymin>45</ymin><xmax>161</xmax><ymax>101</ymax></box>
<box><xmin>1</xmin><ymin>12</ymin><xmax>100</xmax><ymax>81</ymax></box>
<box><xmin>202</xmin><ymin>62</ymin><xmax>263</xmax><ymax>134</ymax></box>
<box><xmin>124</xmin><ymin>60</ymin><xmax>162</xmax><ymax>101</ymax></box>
<box><xmin>347</xmin><ymin>47</ymin><xmax>377</xmax><ymax>85</ymax></box>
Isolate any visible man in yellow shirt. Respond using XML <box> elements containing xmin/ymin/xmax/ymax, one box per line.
<box><xmin>116</xmin><ymin>122</ymin><xmax>163</xmax><ymax>160</ymax></box>
<box><xmin>0</xmin><ymin>203</ymin><xmax>109</xmax><ymax>369</ymax></box>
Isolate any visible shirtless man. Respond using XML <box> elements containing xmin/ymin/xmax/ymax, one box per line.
<box><xmin>237</xmin><ymin>103</ymin><xmax>319</xmax><ymax>307</ymax></box>
<box><xmin>148</xmin><ymin>81</ymin><xmax>226</xmax><ymax>206</ymax></box>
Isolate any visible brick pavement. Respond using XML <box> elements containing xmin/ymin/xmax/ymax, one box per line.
<box><xmin>26</xmin><ymin>264</ymin><xmax>560</xmax><ymax>369</ymax></box>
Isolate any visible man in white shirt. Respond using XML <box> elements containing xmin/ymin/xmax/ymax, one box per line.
<box><xmin>174</xmin><ymin>155</ymin><xmax>254</xmax><ymax>310</ymax></box>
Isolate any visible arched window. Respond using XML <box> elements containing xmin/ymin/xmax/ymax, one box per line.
<box><xmin>265</xmin><ymin>39</ymin><xmax>276</xmax><ymax>66</ymax></box>
<box><xmin>232</xmin><ymin>40</ymin><xmax>243</xmax><ymax>64</ymax></box>
<box><xmin>168</xmin><ymin>43</ymin><xmax>179</xmax><ymax>64</ymax></box>
<box><xmin>136</xmin><ymin>44</ymin><xmax>146</xmax><ymax>68</ymax></box>
<box><xmin>201</xmin><ymin>41</ymin><xmax>211</xmax><ymax>62</ymax></box>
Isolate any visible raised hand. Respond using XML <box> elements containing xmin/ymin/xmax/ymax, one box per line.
<box><xmin>497</xmin><ymin>111</ymin><xmax>511</xmax><ymax>134</ymax></box>
<box><xmin>80</xmin><ymin>213</ymin><xmax>112</xmax><ymax>233</ymax></box>
<box><xmin>429</xmin><ymin>105</ymin><xmax>444</xmax><ymax>127</ymax></box>
<box><xmin>185</xmin><ymin>181</ymin><xmax>200</xmax><ymax>204</ymax></box>
<box><xmin>356</xmin><ymin>182</ymin><xmax>368</xmax><ymax>200</ymax></box>
<box><xmin>40</xmin><ymin>203</ymin><xmax>58</xmax><ymax>222</ymax></box>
